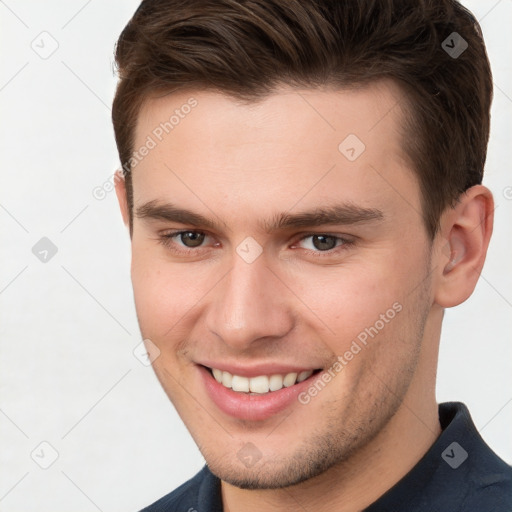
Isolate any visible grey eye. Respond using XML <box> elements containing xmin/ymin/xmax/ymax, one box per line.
<box><xmin>301</xmin><ymin>234</ymin><xmax>340</xmax><ymax>251</ymax></box>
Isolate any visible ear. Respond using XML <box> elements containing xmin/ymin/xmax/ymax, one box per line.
<box><xmin>434</xmin><ymin>185</ymin><xmax>494</xmax><ymax>308</ymax></box>
<box><xmin>114</xmin><ymin>169</ymin><xmax>130</xmax><ymax>228</ymax></box>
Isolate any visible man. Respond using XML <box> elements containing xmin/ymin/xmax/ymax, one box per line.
<box><xmin>112</xmin><ymin>0</ymin><xmax>512</xmax><ymax>510</ymax></box>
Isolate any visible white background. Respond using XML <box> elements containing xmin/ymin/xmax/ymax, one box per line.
<box><xmin>0</xmin><ymin>1</ymin><xmax>511</xmax><ymax>511</ymax></box>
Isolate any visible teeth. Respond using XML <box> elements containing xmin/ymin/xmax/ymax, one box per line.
<box><xmin>212</xmin><ymin>368</ymin><xmax>223</xmax><ymax>383</ymax></box>
<box><xmin>210</xmin><ymin>367</ymin><xmax>314</xmax><ymax>394</ymax></box>
<box><xmin>221</xmin><ymin>371</ymin><xmax>232</xmax><ymax>388</ymax></box>
<box><xmin>249</xmin><ymin>375</ymin><xmax>269</xmax><ymax>393</ymax></box>
<box><xmin>231</xmin><ymin>375</ymin><xmax>250</xmax><ymax>392</ymax></box>
<box><xmin>283</xmin><ymin>372</ymin><xmax>298</xmax><ymax>387</ymax></box>
<box><xmin>269</xmin><ymin>374</ymin><xmax>283</xmax><ymax>391</ymax></box>
<box><xmin>297</xmin><ymin>370</ymin><xmax>313</xmax><ymax>382</ymax></box>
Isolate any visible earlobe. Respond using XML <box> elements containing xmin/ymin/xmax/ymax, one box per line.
<box><xmin>114</xmin><ymin>169</ymin><xmax>130</xmax><ymax>228</ymax></box>
<box><xmin>434</xmin><ymin>185</ymin><xmax>494</xmax><ymax>308</ymax></box>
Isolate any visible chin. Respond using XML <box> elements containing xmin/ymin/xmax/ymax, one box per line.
<box><xmin>206</xmin><ymin>444</ymin><xmax>344</xmax><ymax>490</ymax></box>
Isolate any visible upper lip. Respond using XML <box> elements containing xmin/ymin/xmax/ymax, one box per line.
<box><xmin>197</xmin><ymin>361</ymin><xmax>322</xmax><ymax>378</ymax></box>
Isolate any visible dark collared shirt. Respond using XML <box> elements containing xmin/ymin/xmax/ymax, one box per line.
<box><xmin>140</xmin><ymin>402</ymin><xmax>512</xmax><ymax>511</ymax></box>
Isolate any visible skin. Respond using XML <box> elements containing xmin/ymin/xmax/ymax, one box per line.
<box><xmin>115</xmin><ymin>80</ymin><xmax>493</xmax><ymax>512</ymax></box>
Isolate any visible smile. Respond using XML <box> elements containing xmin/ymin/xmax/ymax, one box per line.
<box><xmin>198</xmin><ymin>364</ymin><xmax>324</xmax><ymax>421</ymax></box>
<box><xmin>209</xmin><ymin>367</ymin><xmax>321</xmax><ymax>394</ymax></box>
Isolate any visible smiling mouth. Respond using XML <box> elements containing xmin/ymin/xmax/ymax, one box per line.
<box><xmin>203</xmin><ymin>365</ymin><xmax>323</xmax><ymax>395</ymax></box>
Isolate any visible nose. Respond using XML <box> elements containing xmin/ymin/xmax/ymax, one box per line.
<box><xmin>205</xmin><ymin>250</ymin><xmax>294</xmax><ymax>351</ymax></box>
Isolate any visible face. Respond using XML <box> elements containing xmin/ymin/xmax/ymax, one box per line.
<box><xmin>123</xmin><ymin>82</ymin><xmax>436</xmax><ymax>489</ymax></box>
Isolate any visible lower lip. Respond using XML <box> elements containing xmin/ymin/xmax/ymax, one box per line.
<box><xmin>198</xmin><ymin>365</ymin><xmax>320</xmax><ymax>421</ymax></box>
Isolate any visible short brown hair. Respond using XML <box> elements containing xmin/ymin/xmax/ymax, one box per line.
<box><xmin>112</xmin><ymin>0</ymin><xmax>492</xmax><ymax>238</ymax></box>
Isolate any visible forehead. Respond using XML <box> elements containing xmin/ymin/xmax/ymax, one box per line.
<box><xmin>135</xmin><ymin>80</ymin><xmax>408</xmax><ymax>151</ymax></box>
<box><xmin>131</xmin><ymin>81</ymin><xmax>421</xmax><ymax>230</ymax></box>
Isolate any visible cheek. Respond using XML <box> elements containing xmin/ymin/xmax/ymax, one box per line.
<box><xmin>292</xmin><ymin>271</ymin><xmax>403</xmax><ymax>347</ymax></box>
<box><xmin>130</xmin><ymin>242</ymin><xmax>221</xmax><ymax>343</ymax></box>
<box><xmin>292</xmin><ymin>247</ymin><xmax>424</xmax><ymax>354</ymax></box>
<box><xmin>131</xmin><ymin>246</ymin><xmax>188</xmax><ymax>336</ymax></box>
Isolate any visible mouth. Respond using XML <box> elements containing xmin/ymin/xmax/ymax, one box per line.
<box><xmin>198</xmin><ymin>364</ymin><xmax>324</xmax><ymax>421</ymax></box>
<box><xmin>204</xmin><ymin>365</ymin><xmax>323</xmax><ymax>394</ymax></box>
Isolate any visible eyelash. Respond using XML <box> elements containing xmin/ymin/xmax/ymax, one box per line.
<box><xmin>157</xmin><ymin>230</ymin><xmax>354</xmax><ymax>258</ymax></box>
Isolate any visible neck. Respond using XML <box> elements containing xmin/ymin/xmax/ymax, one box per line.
<box><xmin>221</xmin><ymin>307</ymin><xmax>444</xmax><ymax>512</ymax></box>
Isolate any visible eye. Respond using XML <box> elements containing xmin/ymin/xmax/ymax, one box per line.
<box><xmin>294</xmin><ymin>234</ymin><xmax>353</xmax><ymax>255</ymax></box>
<box><xmin>159</xmin><ymin>230</ymin><xmax>211</xmax><ymax>253</ymax></box>
<box><xmin>174</xmin><ymin>231</ymin><xmax>205</xmax><ymax>248</ymax></box>
<box><xmin>158</xmin><ymin>230</ymin><xmax>353</xmax><ymax>258</ymax></box>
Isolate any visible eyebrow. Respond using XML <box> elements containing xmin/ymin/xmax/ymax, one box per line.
<box><xmin>135</xmin><ymin>200</ymin><xmax>384</xmax><ymax>233</ymax></box>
